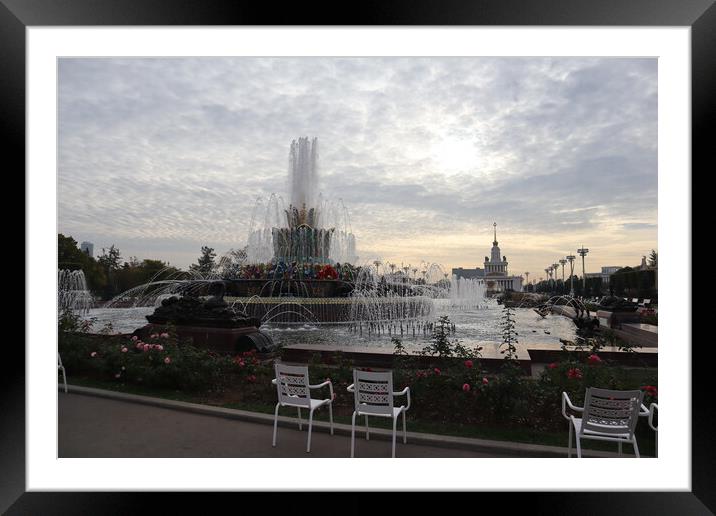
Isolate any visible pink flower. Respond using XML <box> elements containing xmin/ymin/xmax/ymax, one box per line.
<box><xmin>462</xmin><ymin>383</ymin><xmax>471</xmax><ymax>392</ymax></box>
<box><xmin>482</xmin><ymin>377</ymin><xmax>489</xmax><ymax>385</ymax></box>
<box><xmin>160</xmin><ymin>332</ymin><xmax>169</xmax><ymax>338</ymax></box>
<box><xmin>164</xmin><ymin>356</ymin><xmax>171</xmax><ymax>364</ymax></box>
<box><xmin>150</xmin><ymin>333</ymin><xmax>159</xmax><ymax>339</ymax></box>
<box><xmin>90</xmin><ymin>351</ymin><xmax>97</xmax><ymax>358</ymax></box>
<box><xmin>567</xmin><ymin>368</ymin><xmax>583</xmax><ymax>379</ymax></box>
<box><xmin>587</xmin><ymin>354</ymin><xmax>602</xmax><ymax>364</ymax></box>
<box><xmin>136</xmin><ymin>341</ymin><xmax>144</xmax><ymax>349</ymax></box>
<box><xmin>464</xmin><ymin>360</ymin><xmax>474</xmax><ymax>369</ymax></box>
<box><xmin>143</xmin><ymin>344</ymin><xmax>150</xmax><ymax>352</ymax></box>
<box><xmin>434</xmin><ymin>368</ymin><xmax>441</xmax><ymax>376</ymax></box>
<box><xmin>547</xmin><ymin>362</ymin><xmax>558</xmax><ymax>369</ymax></box>
<box><xmin>121</xmin><ymin>347</ymin><xmax>128</xmax><ymax>353</ymax></box>
<box><xmin>131</xmin><ymin>336</ymin><xmax>138</xmax><ymax>341</ymax></box>
<box><xmin>247</xmin><ymin>374</ymin><xmax>257</xmax><ymax>383</ymax></box>
<box><xmin>156</xmin><ymin>345</ymin><xmax>164</xmax><ymax>351</ymax></box>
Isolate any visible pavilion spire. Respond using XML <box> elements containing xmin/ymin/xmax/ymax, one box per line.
<box><xmin>493</xmin><ymin>222</ymin><xmax>498</xmax><ymax>246</ymax></box>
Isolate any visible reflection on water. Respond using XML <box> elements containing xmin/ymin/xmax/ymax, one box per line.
<box><xmin>83</xmin><ymin>303</ymin><xmax>576</xmax><ymax>351</ymax></box>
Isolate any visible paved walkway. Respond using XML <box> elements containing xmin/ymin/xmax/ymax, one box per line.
<box><xmin>59</xmin><ymin>393</ymin><xmax>514</xmax><ymax>458</ymax></box>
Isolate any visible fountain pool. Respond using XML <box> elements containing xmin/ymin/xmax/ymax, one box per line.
<box><xmin>81</xmin><ymin>301</ymin><xmax>577</xmax><ymax>352</ymax></box>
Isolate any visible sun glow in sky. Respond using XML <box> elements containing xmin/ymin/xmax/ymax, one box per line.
<box><xmin>58</xmin><ymin>57</ymin><xmax>657</xmax><ymax>277</ymax></box>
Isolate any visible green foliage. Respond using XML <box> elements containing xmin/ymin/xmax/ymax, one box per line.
<box><xmin>499</xmin><ymin>306</ymin><xmax>519</xmax><ymax>360</ymax></box>
<box><xmin>610</xmin><ymin>268</ymin><xmax>657</xmax><ymax>300</ymax></box>
<box><xmin>189</xmin><ymin>246</ymin><xmax>217</xmax><ymax>276</ymax></box>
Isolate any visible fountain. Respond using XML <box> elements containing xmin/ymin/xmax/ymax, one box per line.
<box><xmin>58</xmin><ymin>269</ymin><xmax>93</xmax><ymax>314</ymax></box>
<box><xmin>87</xmin><ymin>137</ymin><xmax>489</xmax><ymax>353</ymax></box>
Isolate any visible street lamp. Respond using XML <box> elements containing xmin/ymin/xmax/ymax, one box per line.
<box><xmin>577</xmin><ymin>246</ymin><xmax>589</xmax><ymax>294</ymax></box>
<box><xmin>559</xmin><ymin>259</ymin><xmax>567</xmax><ymax>282</ymax></box>
<box><xmin>552</xmin><ymin>262</ymin><xmax>560</xmax><ymax>290</ymax></box>
<box><xmin>544</xmin><ymin>268</ymin><xmax>551</xmax><ymax>290</ymax></box>
<box><xmin>566</xmin><ymin>255</ymin><xmax>576</xmax><ymax>296</ymax></box>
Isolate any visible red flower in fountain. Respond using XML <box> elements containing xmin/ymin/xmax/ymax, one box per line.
<box><xmin>317</xmin><ymin>264</ymin><xmax>338</xmax><ymax>280</ymax></box>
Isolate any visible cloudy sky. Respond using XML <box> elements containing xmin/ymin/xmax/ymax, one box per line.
<box><xmin>58</xmin><ymin>57</ymin><xmax>657</xmax><ymax>278</ymax></box>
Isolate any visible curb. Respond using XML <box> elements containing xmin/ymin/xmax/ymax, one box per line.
<box><xmin>62</xmin><ymin>385</ymin><xmax>629</xmax><ymax>458</ymax></box>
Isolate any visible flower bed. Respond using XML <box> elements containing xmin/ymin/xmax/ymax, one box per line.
<box><xmin>59</xmin><ymin>310</ymin><xmax>657</xmax><ymax>441</ymax></box>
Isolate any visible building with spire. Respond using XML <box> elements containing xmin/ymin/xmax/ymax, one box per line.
<box><xmin>451</xmin><ymin>222</ymin><xmax>524</xmax><ymax>293</ymax></box>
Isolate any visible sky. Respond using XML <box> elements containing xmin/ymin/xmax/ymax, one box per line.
<box><xmin>58</xmin><ymin>57</ymin><xmax>657</xmax><ymax>279</ymax></box>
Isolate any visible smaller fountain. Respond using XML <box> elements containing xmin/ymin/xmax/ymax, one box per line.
<box><xmin>58</xmin><ymin>269</ymin><xmax>93</xmax><ymax>314</ymax></box>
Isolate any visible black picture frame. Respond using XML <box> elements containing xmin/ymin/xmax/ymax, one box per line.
<box><xmin>5</xmin><ymin>0</ymin><xmax>711</xmax><ymax>513</ymax></box>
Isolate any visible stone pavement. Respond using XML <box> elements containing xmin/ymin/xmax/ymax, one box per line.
<box><xmin>58</xmin><ymin>392</ymin><xmax>511</xmax><ymax>458</ymax></box>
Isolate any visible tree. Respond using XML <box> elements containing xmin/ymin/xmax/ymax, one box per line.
<box><xmin>648</xmin><ymin>249</ymin><xmax>658</xmax><ymax>268</ymax></box>
<box><xmin>190</xmin><ymin>246</ymin><xmax>217</xmax><ymax>276</ymax></box>
<box><xmin>98</xmin><ymin>245</ymin><xmax>122</xmax><ymax>272</ymax></box>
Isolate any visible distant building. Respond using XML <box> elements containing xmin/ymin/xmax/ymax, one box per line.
<box><xmin>600</xmin><ymin>266</ymin><xmax>622</xmax><ymax>284</ymax></box>
<box><xmin>452</xmin><ymin>223</ymin><xmax>523</xmax><ymax>292</ymax></box>
<box><xmin>451</xmin><ymin>267</ymin><xmax>484</xmax><ymax>280</ymax></box>
<box><xmin>80</xmin><ymin>241</ymin><xmax>94</xmax><ymax>258</ymax></box>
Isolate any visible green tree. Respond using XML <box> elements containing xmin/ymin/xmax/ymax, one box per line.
<box><xmin>98</xmin><ymin>245</ymin><xmax>122</xmax><ymax>272</ymax></box>
<box><xmin>189</xmin><ymin>246</ymin><xmax>217</xmax><ymax>276</ymax></box>
<box><xmin>648</xmin><ymin>249</ymin><xmax>658</xmax><ymax>267</ymax></box>
<box><xmin>97</xmin><ymin>245</ymin><xmax>123</xmax><ymax>298</ymax></box>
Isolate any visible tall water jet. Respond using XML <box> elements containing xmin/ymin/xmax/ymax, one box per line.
<box><xmin>247</xmin><ymin>137</ymin><xmax>358</xmax><ymax>265</ymax></box>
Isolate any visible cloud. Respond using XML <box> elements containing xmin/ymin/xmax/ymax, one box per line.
<box><xmin>58</xmin><ymin>57</ymin><xmax>657</xmax><ymax>273</ymax></box>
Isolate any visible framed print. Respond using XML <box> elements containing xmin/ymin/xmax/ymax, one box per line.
<box><xmin>5</xmin><ymin>0</ymin><xmax>712</xmax><ymax>513</ymax></box>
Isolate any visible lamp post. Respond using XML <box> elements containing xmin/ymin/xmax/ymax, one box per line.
<box><xmin>545</xmin><ymin>268</ymin><xmax>551</xmax><ymax>291</ymax></box>
<box><xmin>552</xmin><ymin>262</ymin><xmax>560</xmax><ymax>291</ymax></box>
<box><xmin>566</xmin><ymin>255</ymin><xmax>576</xmax><ymax>296</ymax></box>
<box><xmin>373</xmin><ymin>260</ymin><xmax>382</xmax><ymax>277</ymax></box>
<box><xmin>559</xmin><ymin>259</ymin><xmax>567</xmax><ymax>293</ymax></box>
<box><xmin>577</xmin><ymin>246</ymin><xmax>589</xmax><ymax>294</ymax></box>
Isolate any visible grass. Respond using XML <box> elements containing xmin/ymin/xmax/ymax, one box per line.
<box><xmin>65</xmin><ymin>374</ymin><xmax>656</xmax><ymax>456</ymax></box>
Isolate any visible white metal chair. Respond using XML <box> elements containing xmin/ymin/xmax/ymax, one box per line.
<box><xmin>271</xmin><ymin>363</ymin><xmax>333</xmax><ymax>453</ymax></box>
<box><xmin>58</xmin><ymin>353</ymin><xmax>67</xmax><ymax>393</ymax></box>
<box><xmin>562</xmin><ymin>387</ymin><xmax>646</xmax><ymax>458</ymax></box>
<box><xmin>347</xmin><ymin>369</ymin><xmax>410</xmax><ymax>458</ymax></box>
<box><xmin>648</xmin><ymin>403</ymin><xmax>658</xmax><ymax>457</ymax></box>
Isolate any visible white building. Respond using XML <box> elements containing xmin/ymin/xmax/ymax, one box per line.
<box><xmin>453</xmin><ymin>223</ymin><xmax>523</xmax><ymax>292</ymax></box>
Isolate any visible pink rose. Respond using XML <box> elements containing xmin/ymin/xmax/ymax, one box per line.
<box><xmin>247</xmin><ymin>374</ymin><xmax>257</xmax><ymax>383</ymax></box>
<box><xmin>136</xmin><ymin>342</ymin><xmax>144</xmax><ymax>349</ymax></box>
<box><xmin>121</xmin><ymin>347</ymin><xmax>128</xmax><ymax>353</ymax></box>
<box><xmin>464</xmin><ymin>360</ymin><xmax>473</xmax><ymax>369</ymax></box>
<box><xmin>567</xmin><ymin>368</ymin><xmax>583</xmax><ymax>379</ymax></box>
<box><xmin>131</xmin><ymin>336</ymin><xmax>138</xmax><ymax>341</ymax></box>
<box><xmin>150</xmin><ymin>333</ymin><xmax>159</xmax><ymax>339</ymax></box>
<box><xmin>588</xmin><ymin>354</ymin><xmax>602</xmax><ymax>364</ymax></box>
<box><xmin>160</xmin><ymin>332</ymin><xmax>169</xmax><ymax>338</ymax></box>
<box><xmin>434</xmin><ymin>368</ymin><xmax>441</xmax><ymax>376</ymax></box>
<box><xmin>90</xmin><ymin>351</ymin><xmax>97</xmax><ymax>358</ymax></box>
<box><xmin>143</xmin><ymin>344</ymin><xmax>150</xmax><ymax>352</ymax></box>
<box><xmin>482</xmin><ymin>377</ymin><xmax>489</xmax><ymax>385</ymax></box>
<box><xmin>164</xmin><ymin>356</ymin><xmax>171</xmax><ymax>364</ymax></box>
<box><xmin>156</xmin><ymin>345</ymin><xmax>163</xmax><ymax>351</ymax></box>
<box><xmin>547</xmin><ymin>362</ymin><xmax>558</xmax><ymax>369</ymax></box>
<box><xmin>462</xmin><ymin>383</ymin><xmax>471</xmax><ymax>392</ymax></box>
